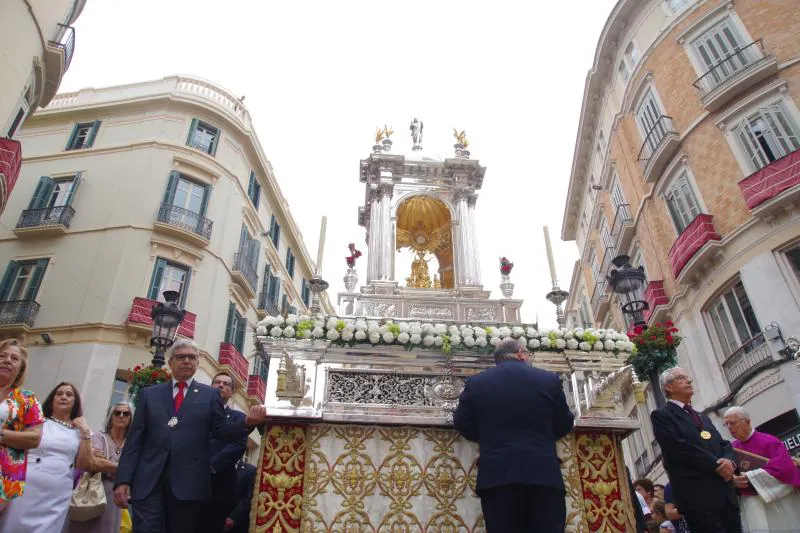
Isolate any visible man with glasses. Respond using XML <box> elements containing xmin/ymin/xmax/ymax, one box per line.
<box><xmin>651</xmin><ymin>367</ymin><xmax>741</xmax><ymax>533</ymax></box>
<box><xmin>197</xmin><ymin>372</ymin><xmax>247</xmax><ymax>533</ymax></box>
<box><xmin>113</xmin><ymin>340</ymin><xmax>268</xmax><ymax>533</ymax></box>
<box><xmin>453</xmin><ymin>338</ymin><xmax>574</xmax><ymax>532</ymax></box>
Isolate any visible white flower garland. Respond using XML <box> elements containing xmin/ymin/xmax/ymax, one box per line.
<box><xmin>255</xmin><ymin>315</ymin><xmax>634</xmax><ymax>355</ymax></box>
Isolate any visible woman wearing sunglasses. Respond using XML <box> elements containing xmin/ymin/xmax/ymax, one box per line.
<box><xmin>67</xmin><ymin>401</ymin><xmax>134</xmax><ymax>533</ymax></box>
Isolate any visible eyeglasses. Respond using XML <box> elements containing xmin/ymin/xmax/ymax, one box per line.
<box><xmin>113</xmin><ymin>411</ymin><xmax>131</xmax><ymax>417</ymax></box>
<box><xmin>213</xmin><ymin>379</ymin><xmax>233</xmax><ymax>389</ymax></box>
<box><xmin>172</xmin><ymin>353</ymin><xmax>198</xmax><ymax>362</ymax></box>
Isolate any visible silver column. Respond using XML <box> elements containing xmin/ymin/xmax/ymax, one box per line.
<box><xmin>366</xmin><ymin>187</ymin><xmax>381</xmax><ymax>283</ymax></box>
<box><xmin>466</xmin><ymin>194</ymin><xmax>481</xmax><ymax>285</ymax></box>
<box><xmin>377</xmin><ymin>184</ymin><xmax>394</xmax><ymax>280</ymax></box>
<box><xmin>453</xmin><ymin>192</ymin><xmax>469</xmax><ymax>286</ymax></box>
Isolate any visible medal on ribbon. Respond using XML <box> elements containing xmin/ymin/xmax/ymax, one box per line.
<box><xmin>700</xmin><ymin>430</ymin><xmax>712</xmax><ymax>440</ymax></box>
<box><xmin>168</xmin><ymin>416</ymin><xmax>179</xmax><ymax>428</ymax></box>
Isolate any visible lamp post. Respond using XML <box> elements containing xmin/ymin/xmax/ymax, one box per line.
<box><xmin>150</xmin><ymin>290</ymin><xmax>186</xmax><ymax>368</ymax></box>
<box><xmin>608</xmin><ymin>255</ymin><xmax>648</xmax><ymax>328</ymax></box>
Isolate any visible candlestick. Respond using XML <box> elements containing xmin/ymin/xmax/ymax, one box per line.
<box><xmin>315</xmin><ymin>216</ymin><xmax>327</xmax><ymax>275</ymax></box>
<box><xmin>543</xmin><ymin>226</ymin><xmax>558</xmax><ymax>287</ymax></box>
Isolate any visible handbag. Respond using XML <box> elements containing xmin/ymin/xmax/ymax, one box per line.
<box><xmin>68</xmin><ymin>434</ymin><xmax>108</xmax><ymax>522</ymax></box>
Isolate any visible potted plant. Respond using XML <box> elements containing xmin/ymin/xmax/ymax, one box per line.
<box><xmin>344</xmin><ymin>243</ymin><xmax>363</xmax><ymax>292</ymax></box>
<box><xmin>128</xmin><ymin>364</ymin><xmax>172</xmax><ymax>407</ymax></box>
<box><xmin>627</xmin><ymin>321</ymin><xmax>682</xmax><ymax>408</ymax></box>
<box><xmin>499</xmin><ymin>257</ymin><xmax>514</xmax><ymax>298</ymax></box>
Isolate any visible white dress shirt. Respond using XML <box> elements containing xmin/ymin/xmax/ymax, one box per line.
<box><xmin>171</xmin><ymin>378</ymin><xmax>194</xmax><ymax>398</ymax></box>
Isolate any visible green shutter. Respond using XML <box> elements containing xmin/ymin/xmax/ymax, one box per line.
<box><xmin>281</xmin><ymin>294</ymin><xmax>288</xmax><ymax>313</ymax></box>
<box><xmin>0</xmin><ymin>261</ymin><xmax>20</xmax><ymax>302</ymax></box>
<box><xmin>24</xmin><ymin>259</ymin><xmax>49</xmax><ymax>301</ymax></box>
<box><xmin>29</xmin><ymin>176</ymin><xmax>55</xmax><ymax>209</ymax></box>
<box><xmin>66</xmin><ymin>123</ymin><xmax>80</xmax><ymax>150</ymax></box>
<box><xmin>224</xmin><ymin>302</ymin><xmax>236</xmax><ymax>344</ymax></box>
<box><xmin>179</xmin><ymin>267</ymin><xmax>191</xmax><ymax>308</ymax></box>
<box><xmin>148</xmin><ymin>258</ymin><xmax>167</xmax><ymax>300</ymax></box>
<box><xmin>209</xmin><ymin>127</ymin><xmax>219</xmax><ymax>156</ymax></box>
<box><xmin>253</xmin><ymin>181</ymin><xmax>261</xmax><ymax>209</ymax></box>
<box><xmin>274</xmin><ymin>222</ymin><xmax>281</xmax><ymax>249</ymax></box>
<box><xmin>86</xmin><ymin>120</ymin><xmax>101</xmax><ymax>148</ymax></box>
<box><xmin>285</xmin><ymin>248</ymin><xmax>291</xmax><ymax>271</ymax></box>
<box><xmin>162</xmin><ymin>171</ymin><xmax>179</xmax><ymax>206</ymax></box>
<box><xmin>186</xmin><ymin>118</ymin><xmax>199</xmax><ymax>147</ymax></box>
<box><xmin>235</xmin><ymin>316</ymin><xmax>247</xmax><ymax>354</ymax></box>
<box><xmin>66</xmin><ymin>172</ymin><xmax>82</xmax><ymax>206</ymax></box>
<box><xmin>198</xmin><ymin>184</ymin><xmax>210</xmax><ymax>218</ymax></box>
<box><xmin>247</xmin><ymin>172</ymin><xmax>255</xmax><ymax>199</ymax></box>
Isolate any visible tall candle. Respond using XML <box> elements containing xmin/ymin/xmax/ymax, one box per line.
<box><xmin>315</xmin><ymin>216</ymin><xmax>327</xmax><ymax>275</ymax></box>
<box><xmin>543</xmin><ymin>226</ymin><xmax>558</xmax><ymax>286</ymax></box>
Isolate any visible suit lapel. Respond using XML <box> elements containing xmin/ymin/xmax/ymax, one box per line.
<box><xmin>177</xmin><ymin>381</ymin><xmax>202</xmax><ymax>414</ymax></box>
<box><xmin>161</xmin><ymin>381</ymin><xmax>174</xmax><ymax>418</ymax></box>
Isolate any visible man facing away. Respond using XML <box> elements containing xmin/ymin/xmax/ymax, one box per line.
<box><xmin>453</xmin><ymin>338</ymin><xmax>575</xmax><ymax>533</ymax></box>
<box><xmin>196</xmin><ymin>371</ymin><xmax>247</xmax><ymax>533</ymax></box>
<box><xmin>724</xmin><ymin>406</ymin><xmax>800</xmax><ymax>532</ymax></box>
<box><xmin>113</xmin><ymin>340</ymin><xmax>268</xmax><ymax>533</ymax></box>
<box><xmin>650</xmin><ymin>367</ymin><xmax>741</xmax><ymax>533</ymax></box>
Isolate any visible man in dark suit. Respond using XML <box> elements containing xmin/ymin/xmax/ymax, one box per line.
<box><xmin>197</xmin><ymin>371</ymin><xmax>247</xmax><ymax>533</ymax></box>
<box><xmin>114</xmin><ymin>340</ymin><xmax>268</xmax><ymax>533</ymax></box>
<box><xmin>651</xmin><ymin>366</ymin><xmax>741</xmax><ymax>533</ymax></box>
<box><xmin>453</xmin><ymin>338</ymin><xmax>574</xmax><ymax>533</ymax></box>
<box><xmin>226</xmin><ymin>460</ymin><xmax>257</xmax><ymax>533</ymax></box>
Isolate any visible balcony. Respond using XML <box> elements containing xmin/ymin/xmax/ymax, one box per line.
<box><xmin>651</xmin><ymin>438</ymin><xmax>662</xmax><ymax>463</ymax></box>
<box><xmin>232</xmin><ymin>253</ymin><xmax>258</xmax><ymax>299</ymax></box>
<box><xmin>42</xmin><ymin>24</ymin><xmax>76</xmax><ymax>106</ymax></box>
<box><xmin>738</xmin><ymin>148</ymin><xmax>800</xmax><ymax>220</ymax></box>
<box><xmin>247</xmin><ymin>357</ymin><xmax>268</xmax><ymax>402</ymax></box>
<box><xmin>722</xmin><ymin>334</ymin><xmax>774</xmax><ymax>392</ymax></box>
<box><xmin>0</xmin><ymin>300</ymin><xmax>40</xmax><ymax>329</ymax></box>
<box><xmin>634</xmin><ymin>449</ymin><xmax>651</xmax><ymax>479</ymax></box>
<box><xmin>0</xmin><ymin>138</ymin><xmax>22</xmax><ymax>214</ymax></box>
<box><xmin>643</xmin><ymin>280</ymin><xmax>670</xmax><ymax>323</ymax></box>
<box><xmin>693</xmin><ymin>40</ymin><xmax>778</xmax><ymax>112</ymax></box>
<box><xmin>638</xmin><ymin>116</ymin><xmax>680</xmax><ymax>183</ymax></box>
<box><xmin>14</xmin><ymin>206</ymin><xmax>75</xmax><ymax>238</ymax></box>
<box><xmin>153</xmin><ymin>204</ymin><xmax>213</xmax><ymax>247</ymax></box>
<box><xmin>257</xmin><ymin>292</ymin><xmax>281</xmax><ymax>318</ymax></box>
<box><xmin>591</xmin><ymin>279</ymin><xmax>610</xmax><ymax>318</ymax></box>
<box><xmin>126</xmin><ymin>297</ymin><xmax>196</xmax><ymax>339</ymax></box>
<box><xmin>219</xmin><ymin>342</ymin><xmax>248</xmax><ymax>384</ymax></box>
<box><xmin>611</xmin><ymin>203</ymin><xmax>634</xmax><ymax>251</ymax></box>
<box><xmin>668</xmin><ymin>214</ymin><xmax>722</xmax><ymax>281</ymax></box>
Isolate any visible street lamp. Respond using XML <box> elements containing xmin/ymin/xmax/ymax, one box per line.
<box><xmin>150</xmin><ymin>290</ymin><xmax>186</xmax><ymax>368</ymax></box>
<box><xmin>608</xmin><ymin>255</ymin><xmax>648</xmax><ymax>328</ymax></box>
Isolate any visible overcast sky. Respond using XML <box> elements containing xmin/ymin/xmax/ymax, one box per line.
<box><xmin>61</xmin><ymin>0</ymin><xmax>617</xmax><ymax>327</ymax></box>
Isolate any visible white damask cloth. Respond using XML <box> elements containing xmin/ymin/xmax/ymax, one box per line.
<box><xmin>740</xmin><ymin>468</ymin><xmax>800</xmax><ymax>533</ymax></box>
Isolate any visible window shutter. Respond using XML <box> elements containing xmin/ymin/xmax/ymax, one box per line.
<box><xmin>281</xmin><ymin>294</ymin><xmax>288</xmax><ymax>314</ymax></box>
<box><xmin>24</xmin><ymin>259</ymin><xmax>49</xmax><ymax>301</ymax></box>
<box><xmin>269</xmin><ymin>215</ymin><xmax>276</xmax><ymax>243</ymax></box>
<box><xmin>162</xmin><ymin>171</ymin><xmax>180</xmax><ymax>206</ymax></box>
<box><xmin>66</xmin><ymin>123</ymin><xmax>80</xmax><ymax>150</ymax></box>
<box><xmin>285</xmin><ymin>248</ymin><xmax>291</xmax><ymax>271</ymax></box>
<box><xmin>737</xmin><ymin>119</ymin><xmax>765</xmax><ymax>171</ymax></box>
<box><xmin>275</xmin><ymin>222</ymin><xmax>281</xmax><ymax>249</ymax></box>
<box><xmin>0</xmin><ymin>261</ymin><xmax>20</xmax><ymax>302</ymax></box>
<box><xmin>247</xmin><ymin>172</ymin><xmax>256</xmax><ymax>202</ymax></box>
<box><xmin>763</xmin><ymin>105</ymin><xmax>800</xmax><ymax>155</ymax></box>
<box><xmin>29</xmin><ymin>176</ymin><xmax>55</xmax><ymax>210</ymax></box>
<box><xmin>224</xmin><ymin>302</ymin><xmax>236</xmax><ymax>344</ymax></box>
<box><xmin>235</xmin><ymin>315</ymin><xmax>247</xmax><ymax>354</ymax></box>
<box><xmin>179</xmin><ymin>267</ymin><xmax>191</xmax><ymax>308</ymax></box>
<box><xmin>198</xmin><ymin>184</ymin><xmax>210</xmax><ymax>218</ymax></box>
<box><xmin>678</xmin><ymin>177</ymin><xmax>700</xmax><ymax>221</ymax></box>
<box><xmin>87</xmin><ymin>120</ymin><xmax>101</xmax><ymax>148</ymax></box>
<box><xmin>253</xmin><ymin>181</ymin><xmax>261</xmax><ymax>209</ymax></box>
<box><xmin>259</xmin><ymin>264</ymin><xmax>271</xmax><ymax>307</ymax></box>
<box><xmin>238</xmin><ymin>225</ymin><xmax>248</xmax><ymax>254</ymax></box>
<box><xmin>66</xmin><ymin>172</ymin><xmax>82</xmax><ymax>206</ymax></box>
<box><xmin>209</xmin><ymin>128</ymin><xmax>219</xmax><ymax>157</ymax></box>
<box><xmin>186</xmin><ymin>119</ymin><xmax>199</xmax><ymax>146</ymax></box>
<box><xmin>148</xmin><ymin>258</ymin><xmax>167</xmax><ymax>300</ymax></box>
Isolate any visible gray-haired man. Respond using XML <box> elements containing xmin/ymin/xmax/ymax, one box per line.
<box><xmin>453</xmin><ymin>338</ymin><xmax>574</xmax><ymax>532</ymax></box>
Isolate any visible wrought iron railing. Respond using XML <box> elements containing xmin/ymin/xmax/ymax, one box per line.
<box><xmin>693</xmin><ymin>40</ymin><xmax>764</xmax><ymax>95</ymax></box>
<box><xmin>257</xmin><ymin>292</ymin><xmax>280</xmax><ymax>316</ymax></box>
<box><xmin>253</xmin><ymin>356</ymin><xmax>269</xmax><ymax>383</ymax></box>
<box><xmin>156</xmin><ymin>203</ymin><xmax>213</xmax><ymax>240</ymax></box>
<box><xmin>634</xmin><ymin>449</ymin><xmax>650</xmax><ymax>479</ymax></box>
<box><xmin>50</xmin><ymin>24</ymin><xmax>75</xmax><ymax>72</ymax></box>
<box><xmin>722</xmin><ymin>333</ymin><xmax>773</xmax><ymax>391</ymax></box>
<box><xmin>591</xmin><ymin>280</ymin><xmax>609</xmax><ymax>311</ymax></box>
<box><xmin>233</xmin><ymin>253</ymin><xmax>258</xmax><ymax>292</ymax></box>
<box><xmin>16</xmin><ymin>205</ymin><xmax>75</xmax><ymax>229</ymax></box>
<box><xmin>611</xmin><ymin>203</ymin><xmax>632</xmax><ymax>244</ymax></box>
<box><xmin>0</xmin><ymin>300</ymin><xmax>40</xmax><ymax>327</ymax></box>
<box><xmin>638</xmin><ymin>115</ymin><xmax>676</xmax><ymax>166</ymax></box>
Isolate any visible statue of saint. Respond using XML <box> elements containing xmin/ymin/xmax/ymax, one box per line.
<box><xmin>410</xmin><ymin>118</ymin><xmax>424</xmax><ymax>151</ymax></box>
<box><xmin>405</xmin><ymin>250</ymin><xmax>432</xmax><ymax>288</ymax></box>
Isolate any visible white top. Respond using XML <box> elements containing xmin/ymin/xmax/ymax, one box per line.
<box><xmin>636</xmin><ymin>492</ymin><xmax>651</xmax><ymax>515</ymax></box>
<box><xmin>668</xmin><ymin>399</ymin><xmax>687</xmax><ymax>409</ymax></box>
<box><xmin>0</xmin><ymin>399</ymin><xmax>10</xmax><ymax>425</ymax></box>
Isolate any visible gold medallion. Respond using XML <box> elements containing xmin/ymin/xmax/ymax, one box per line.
<box><xmin>168</xmin><ymin>416</ymin><xmax>179</xmax><ymax>428</ymax></box>
<box><xmin>700</xmin><ymin>430</ymin><xmax>712</xmax><ymax>440</ymax></box>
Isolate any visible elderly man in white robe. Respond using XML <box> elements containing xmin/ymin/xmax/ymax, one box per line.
<box><xmin>723</xmin><ymin>406</ymin><xmax>800</xmax><ymax>533</ymax></box>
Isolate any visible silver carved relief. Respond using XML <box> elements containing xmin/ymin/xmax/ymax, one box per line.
<box><xmin>408</xmin><ymin>304</ymin><xmax>455</xmax><ymax>320</ymax></box>
<box><xmin>326</xmin><ymin>370</ymin><xmax>465</xmax><ymax>408</ymax></box>
<box><xmin>361</xmin><ymin>301</ymin><xmax>397</xmax><ymax>317</ymax></box>
<box><xmin>465</xmin><ymin>306</ymin><xmax>497</xmax><ymax>322</ymax></box>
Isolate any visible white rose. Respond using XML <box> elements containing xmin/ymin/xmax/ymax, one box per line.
<box><xmin>410</xmin><ymin>333</ymin><xmax>422</xmax><ymax>345</ymax></box>
<box><xmin>621</xmin><ymin>335</ymin><xmax>630</xmax><ymax>342</ymax></box>
<box><xmin>367</xmin><ymin>321</ymin><xmax>379</xmax><ymax>334</ymax></box>
<box><xmin>422</xmin><ymin>323</ymin><xmax>434</xmax><ymax>334</ymax></box>
<box><xmin>604</xmin><ymin>340</ymin><xmax>616</xmax><ymax>351</ymax></box>
<box><xmin>409</xmin><ymin>325</ymin><xmax>422</xmax><ymax>335</ymax></box>
<box><xmin>435</xmin><ymin>324</ymin><xmax>447</xmax><ymax>335</ymax></box>
<box><xmin>597</xmin><ymin>329</ymin><xmax>606</xmax><ymax>337</ymax></box>
<box><xmin>310</xmin><ymin>327</ymin><xmax>324</xmax><ymax>338</ymax></box>
<box><xmin>314</xmin><ymin>319</ymin><xmax>324</xmax><ymax>329</ymax></box>
<box><xmin>528</xmin><ymin>339</ymin><xmax>541</xmax><ymax>349</ymax></box>
<box><xmin>555</xmin><ymin>329</ymin><xmax>565</xmax><ymax>339</ymax></box>
<box><xmin>398</xmin><ymin>332</ymin><xmax>410</xmax><ymax>344</ymax></box>
<box><xmin>626</xmin><ymin>342</ymin><xmax>636</xmax><ymax>352</ymax></box>
<box><xmin>567</xmin><ymin>339</ymin><xmax>579</xmax><ymax>350</ymax></box>
<box><xmin>423</xmin><ymin>335</ymin><xmax>435</xmax><ymax>347</ymax></box>
<box><xmin>269</xmin><ymin>326</ymin><xmax>282</xmax><ymax>337</ymax></box>
<box><xmin>517</xmin><ymin>336</ymin><xmax>527</xmax><ymax>347</ymax></box>
<box><xmin>399</xmin><ymin>323</ymin><xmax>410</xmax><ymax>333</ymax></box>
<box><xmin>539</xmin><ymin>328</ymin><xmax>549</xmax><ymax>337</ymax></box>
<box><xmin>489</xmin><ymin>337</ymin><xmax>500</xmax><ymax>346</ymax></box>
<box><xmin>285</xmin><ymin>315</ymin><xmax>298</xmax><ymax>326</ymax></box>
<box><xmin>341</xmin><ymin>330</ymin><xmax>354</xmax><ymax>342</ymax></box>
<box><xmin>564</xmin><ymin>331</ymin><xmax>574</xmax><ymax>340</ymax></box>
<box><xmin>556</xmin><ymin>339</ymin><xmax>566</xmax><ymax>349</ymax></box>
<box><xmin>256</xmin><ymin>325</ymin><xmax>267</xmax><ymax>336</ymax></box>
<box><xmin>476</xmin><ymin>337</ymin><xmax>488</xmax><ymax>347</ymax></box>
<box><xmin>498</xmin><ymin>327</ymin><xmax>512</xmax><ymax>338</ymax></box>
<box><xmin>382</xmin><ymin>332</ymin><xmax>395</xmax><ymax>343</ymax></box>
<box><xmin>283</xmin><ymin>326</ymin><xmax>296</xmax><ymax>338</ymax></box>
<box><xmin>526</xmin><ymin>327</ymin><xmax>538</xmax><ymax>337</ymax></box>
<box><xmin>593</xmin><ymin>341</ymin><xmax>604</xmax><ymax>351</ymax></box>
<box><xmin>450</xmin><ymin>334</ymin><xmax>461</xmax><ymax>345</ymax></box>
<box><xmin>369</xmin><ymin>332</ymin><xmax>381</xmax><ymax>344</ymax></box>
<box><xmin>448</xmin><ymin>325</ymin><xmax>460</xmax><ymax>335</ymax></box>
<box><xmin>579</xmin><ymin>341</ymin><xmax>591</xmax><ymax>351</ymax></box>
<box><xmin>325</xmin><ymin>317</ymin><xmax>337</xmax><ymax>329</ymax></box>
<box><xmin>464</xmin><ymin>336</ymin><xmax>476</xmax><ymax>347</ymax></box>
<box><xmin>434</xmin><ymin>336</ymin><xmax>444</xmax><ymax>347</ymax></box>
<box><xmin>461</xmin><ymin>327</ymin><xmax>474</xmax><ymax>338</ymax></box>
<box><xmin>541</xmin><ymin>338</ymin><xmax>552</xmax><ymax>348</ymax></box>
<box><xmin>512</xmin><ymin>326</ymin><xmax>525</xmax><ymax>338</ymax></box>
<box><xmin>574</xmin><ymin>327</ymin><xmax>584</xmax><ymax>337</ymax></box>
<box><xmin>473</xmin><ymin>327</ymin><xmax>487</xmax><ymax>338</ymax></box>
<box><xmin>611</xmin><ymin>333</ymin><xmax>620</xmax><ymax>341</ymax></box>
<box><xmin>378</xmin><ymin>325</ymin><xmax>389</xmax><ymax>335</ymax></box>
<box><xmin>301</xmin><ymin>328</ymin><xmax>312</xmax><ymax>339</ymax></box>
<box><xmin>355</xmin><ymin>320</ymin><xmax>367</xmax><ymax>331</ymax></box>
<box><xmin>615</xmin><ymin>340</ymin><xmax>626</xmax><ymax>351</ymax></box>
<box><xmin>355</xmin><ymin>330</ymin><xmax>367</xmax><ymax>341</ymax></box>
<box><xmin>326</xmin><ymin>329</ymin><xmax>340</xmax><ymax>341</ymax></box>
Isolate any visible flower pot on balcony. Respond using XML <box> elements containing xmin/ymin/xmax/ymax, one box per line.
<box><xmin>343</xmin><ymin>268</ymin><xmax>358</xmax><ymax>293</ymax></box>
<box><xmin>499</xmin><ymin>274</ymin><xmax>514</xmax><ymax>298</ymax></box>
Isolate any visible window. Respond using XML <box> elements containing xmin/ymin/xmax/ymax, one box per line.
<box><xmin>148</xmin><ymin>258</ymin><xmax>191</xmax><ymax>307</ymax></box>
<box><xmin>281</xmin><ymin>294</ymin><xmax>289</xmax><ymax>314</ymax></box>
<box><xmin>596</xmin><ymin>130</ymin><xmax>606</xmax><ymax>160</ymax></box>
<box><xmin>664</xmin><ymin>172</ymin><xmax>701</xmax><ymax>234</ymax></box>
<box><xmin>691</xmin><ymin>19</ymin><xmax>754</xmax><ymax>87</ymax></box>
<box><xmin>0</xmin><ymin>259</ymin><xmax>49</xmax><ymax>302</ymax></box>
<box><xmin>267</xmin><ymin>271</ymin><xmax>281</xmax><ymax>304</ymax></box>
<box><xmin>224</xmin><ymin>303</ymin><xmax>247</xmax><ymax>354</ymax></box>
<box><xmin>301</xmin><ymin>279</ymin><xmax>311</xmax><ymax>308</ymax></box>
<box><xmin>28</xmin><ymin>174</ymin><xmax>81</xmax><ymax>211</ymax></box>
<box><xmin>5</xmin><ymin>82</ymin><xmax>35</xmax><ymax>138</ymax></box>
<box><xmin>786</xmin><ymin>247</ymin><xmax>800</xmax><ymax>281</ymax></box>
<box><xmin>161</xmin><ymin>171</ymin><xmax>210</xmax><ymax>232</ymax></box>
<box><xmin>707</xmin><ymin>280</ymin><xmax>761</xmax><ymax>357</ymax></box>
<box><xmin>247</xmin><ymin>171</ymin><xmax>261</xmax><ymax>209</ymax></box>
<box><xmin>258</xmin><ymin>264</ymin><xmax>272</xmax><ymax>309</ymax></box>
<box><xmin>109</xmin><ymin>377</ymin><xmax>129</xmax><ymax>406</ymax></box>
<box><xmin>579</xmin><ymin>291</ymin><xmax>593</xmax><ymax>328</ymax></box>
<box><xmin>66</xmin><ymin>121</ymin><xmax>101</xmax><ymax>150</ymax></box>
<box><xmin>600</xmin><ymin>218</ymin><xmax>614</xmax><ymax>252</ymax></box>
<box><xmin>589</xmin><ymin>248</ymin><xmax>600</xmax><ymax>281</ymax></box>
<box><xmin>630</xmin><ymin>246</ymin><xmax>649</xmax><ymax>283</ymax></box>
<box><xmin>239</xmin><ymin>226</ymin><xmax>260</xmax><ymax>271</ymax></box>
<box><xmin>285</xmin><ymin>248</ymin><xmax>296</xmax><ymax>278</ymax></box>
<box><xmin>186</xmin><ymin>119</ymin><xmax>220</xmax><ymax>156</ymax></box>
<box><xmin>637</xmin><ymin>90</ymin><xmax>666</xmax><ymax>150</ymax></box>
<box><xmin>618</xmin><ymin>60</ymin><xmax>630</xmax><ymax>83</ymax></box>
<box><xmin>625</xmin><ymin>41</ymin><xmax>641</xmax><ymax>68</ymax></box>
<box><xmin>610</xmin><ymin>175</ymin><xmax>630</xmax><ymax>221</ymax></box>
<box><xmin>268</xmin><ymin>215</ymin><xmax>281</xmax><ymax>250</ymax></box>
<box><xmin>736</xmin><ymin>104</ymin><xmax>800</xmax><ymax>172</ymax></box>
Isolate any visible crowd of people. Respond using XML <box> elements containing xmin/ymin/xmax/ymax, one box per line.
<box><xmin>0</xmin><ymin>338</ymin><xmax>262</xmax><ymax>533</ymax></box>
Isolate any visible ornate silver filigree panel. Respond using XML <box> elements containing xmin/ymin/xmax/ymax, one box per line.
<box><xmin>326</xmin><ymin>370</ymin><xmax>465</xmax><ymax>407</ymax></box>
<box><xmin>408</xmin><ymin>303</ymin><xmax>455</xmax><ymax>320</ymax></box>
<box><xmin>361</xmin><ymin>301</ymin><xmax>397</xmax><ymax>317</ymax></box>
<box><xmin>465</xmin><ymin>306</ymin><xmax>497</xmax><ymax>322</ymax></box>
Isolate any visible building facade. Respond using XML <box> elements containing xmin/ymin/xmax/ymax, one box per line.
<box><xmin>1</xmin><ymin>0</ymin><xmax>87</xmax><ymax>215</ymax></box>
<box><xmin>561</xmin><ymin>0</ymin><xmax>800</xmax><ymax>480</ymax></box>
<box><xmin>0</xmin><ymin>76</ymin><xmax>327</xmax><ymax>453</ymax></box>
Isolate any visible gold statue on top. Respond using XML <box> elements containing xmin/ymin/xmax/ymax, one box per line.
<box><xmin>375</xmin><ymin>127</ymin><xmax>385</xmax><ymax>143</ymax></box>
<box><xmin>406</xmin><ymin>251</ymin><xmax>433</xmax><ymax>289</ymax></box>
<box><xmin>383</xmin><ymin>124</ymin><xmax>394</xmax><ymax>139</ymax></box>
<box><xmin>453</xmin><ymin>128</ymin><xmax>469</xmax><ymax>147</ymax></box>
<box><xmin>375</xmin><ymin>124</ymin><xmax>394</xmax><ymax>143</ymax></box>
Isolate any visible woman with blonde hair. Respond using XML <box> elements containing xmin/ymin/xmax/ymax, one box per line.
<box><xmin>67</xmin><ymin>401</ymin><xmax>134</xmax><ymax>533</ymax></box>
<box><xmin>0</xmin><ymin>339</ymin><xmax>44</xmax><ymax>513</ymax></box>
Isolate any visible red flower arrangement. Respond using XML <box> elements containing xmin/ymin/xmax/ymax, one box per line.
<box><xmin>346</xmin><ymin>243</ymin><xmax>363</xmax><ymax>269</ymax></box>
<box><xmin>128</xmin><ymin>364</ymin><xmax>172</xmax><ymax>407</ymax></box>
<box><xmin>499</xmin><ymin>257</ymin><xmax>514</xmax><ymax>276</ymax></box>
<box><xmin>627</xmin><ymin>321</ymin><xmax>683</xmax><ymax>382</ymax></box>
